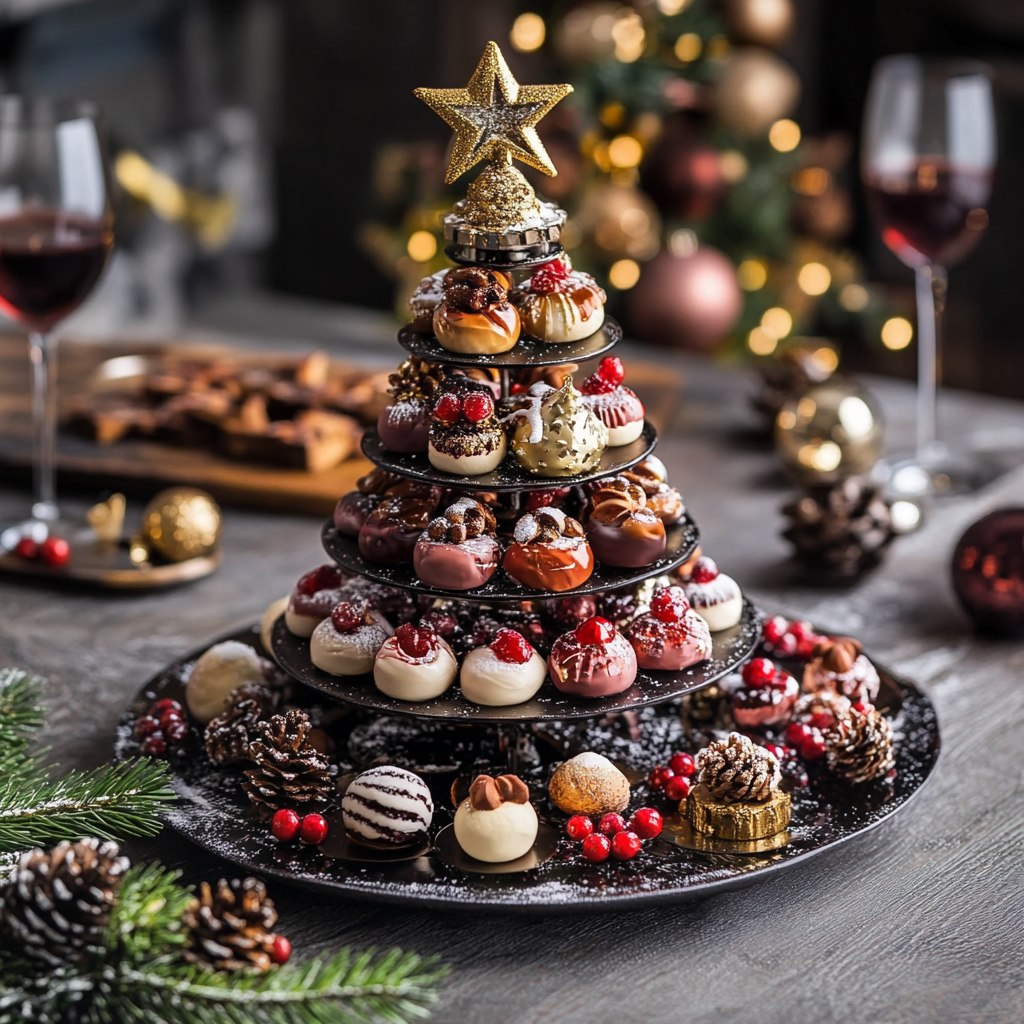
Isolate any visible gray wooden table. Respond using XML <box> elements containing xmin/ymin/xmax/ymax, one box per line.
<box><xmin>1</xmin><ymin>301</ymin><xmax>1022</xmax><ymax>1024</ymax></box>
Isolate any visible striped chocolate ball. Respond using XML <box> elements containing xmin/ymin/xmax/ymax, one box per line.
<box><xmin>341</xmin><ymin>766</ymin><xmax>434</xmax><ymax>846</ymax></box>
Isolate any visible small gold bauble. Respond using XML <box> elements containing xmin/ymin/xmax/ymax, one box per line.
<box><xmin>714</xmin><ymin>48</ymin><xmax>800</xmax><ymax>137</ymax></box>
<box><xmin>459</xmin><ymin>162</ymin><xmax>542</xmax><ymax>231</ymax></box>
<box><xmin>723</xmin><ymin>0</ymin><xmax>795</xmax><ymax>49</ymax></box>
<box><xmin>775</xmin><ymin>378</ymin><xmax>884</xmax><ymax>484</ymax></box>
<box><xmin>141</xmin><ymin>487</ymin><xmax>222</xmax><ymax>562</ymax></box>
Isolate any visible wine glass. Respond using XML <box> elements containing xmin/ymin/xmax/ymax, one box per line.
<box><xmin>0</xmin><ymin>97</ymin><xmax>114</xmax><ymax>541</ymax></box>
<box><xmin>861</xmin><ymin>56</ymin><xmax>995</xmax><ymax>497</ymax></box>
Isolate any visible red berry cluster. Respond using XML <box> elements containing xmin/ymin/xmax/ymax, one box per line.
<box><xmin>581</xmin><ymin>356</ymin><xmax>626</xmax><ymax>395</ymax></box>
<box><xmin>134</xmin><ymin>698</ymin><xmax>189</xmax><ymax>756</ymax></box>
<box><xmin>565</xmin><ymin>807</ymin><xmax>662</xmax><ymax>863</ymax></box>
<box><xmin>529</xmin><ymin>257</ymin><xmax>570</xmax><ymax>294</ymax></box>
<box><xmin>434</xmin><ymin>390</ymin><xmax>493</xmax><ymax>426</ymax></box>
<box><xmin>647</xmin><ymin>750</ymin><xmax>697</xmax><ymax>802</ymax></box>
<box><xmin>271</xmin><ymin>808</ymin><xmax>329</xmax><ymax>846</ymax></box>
<box><xmin>761</xmin><ymin>616</ymin><xmax>824</xmax><ymax>660</ymax></box>
<box><xmin>12</xmin><ymin>535</ymin><xmax>71</xmax><ymax>567</ymax></box>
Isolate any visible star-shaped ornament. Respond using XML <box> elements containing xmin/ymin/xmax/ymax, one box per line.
<box><xmin>414</xmin><ymin>41</ymin><xmax>572</xmax><ymax>184</ymax></box>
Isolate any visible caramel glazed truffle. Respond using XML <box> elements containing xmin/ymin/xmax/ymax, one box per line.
<box><xmin>454</xmin><ymin>773</ymin><xmax>539</xmax><ymax>863</ymax></box>
<box><xmin>414</xmin><ymin>497</ymin><xmax>500</xmax><ymax>591</ymax></box>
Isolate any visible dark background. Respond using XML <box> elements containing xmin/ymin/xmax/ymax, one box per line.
<box><xmin>0</xmin><ymin>0</ymin><xmax>1021</xmax><ymax>395</ymax></box>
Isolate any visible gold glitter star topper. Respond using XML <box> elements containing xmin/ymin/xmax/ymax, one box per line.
<box><xmin>414</xmin><ymin>41</ymin><xmax>573</xmax><ymax>184</ymax></box>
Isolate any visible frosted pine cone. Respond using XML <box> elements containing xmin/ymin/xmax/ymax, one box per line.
<box><xmin>696</xmin><ymin>732</ymin><xmax>781</xmax><ymax>803</ymax></box>
<box><xmin>825</xmin><ymin>707</ymin><xmax>895</xmax><ymax>784</ymax></box>
<box><xmin>183</xmin><ymin>877</ymin><xmax>278</xmax><ymax>972</ymax></box>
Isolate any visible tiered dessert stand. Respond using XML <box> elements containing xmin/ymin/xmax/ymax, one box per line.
<box><xmin>115</xmin><ymin>43</ymin><xmax>939</xmax><ymax>912</ymax></box>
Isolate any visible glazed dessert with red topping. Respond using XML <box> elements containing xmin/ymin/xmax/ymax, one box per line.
<box><xmin>548</xmin><ymin>616</ymin><xmax>638</xmax><ymax>698</ymax></box>
<box><xmin>428</xmin><ymin>377</ymin><xmax>507</xmax><ymax>476</ymax></box>
<box><xmin>682</xmin><ymin>556</ymin><xmax>743</xmax><ymax>631</ymax></box>
<box><xmin>512</xmin><ymin>255</ymin><xmax>606</xmax><ymax>343</ymax></box>
<box><xmin>413</xmin><ymin>498</ymin><xmax>501</xmax><ymax>591</ymax></box>
<box><xmin>376</xmin><ymin>359</ymin><xmax>445</xmax><ymax>454</ymax></box>
<box><xmin>357</xmin><ymin>482</ymin><xmax>442</xmax><ymax>565</ymax></box>
<box><xmin>583</xmin><ymin>475</ymin><xmax>666</xmax><ymax>568</ymax></box>
<box><xmin>373</xmin><ymin>622</ymin><xmax>458</xmax><ymax>701</ymax></box>
<box><xmin>732</xmin><ymin>657</ymin><xmax>799</xmax><ymax>729</ymax></box>
<box><xmin>626</xmin><ymin>586</ymin><xmax>711</xmax><ymax>671</ymax></box>
<box><xmin>333</xmin><ymin>468</ymin><xmax>403</xmax><ymax>537</ymax></box>
<box><xmin>433</xmin><ymin>267</ymin><xmax>520</xmax><ymax>355</ymax></box>
<box><xmin>459</xmin><ymin>627</ymin><xmax>548</xmax><ymax>706</ymax></box>
<box><xmin>503</xmin><ymin>508</ymin><xmax>595</xmax><ymax>592</ymax></box>
<box><xmin>285</xmin><ymin>564</ymin><xmax>347</xmax><ymax>637</ymax></box>
<box><xmin>408</xmin><ymin>269</ymin><xmax>447</xmax><ymax>333</ymax></box>
<box><xmin>623</xmin><ymin>455</ymin><xmax>685</xmax><ymax>525</ymax></box>
<box><xmin>802</xmin><ymin>637</ymin><xmax>880</xmax><ymax>704</ymax></box>
<box><xmin>310</xmin><ymin>599</ymin><xmax>393</xmax><ymax>676</ymax></box>
<box><xmin>580</xmin><ymin>357</ymin><xmax>645</xmax><ymax>446</ymax></box>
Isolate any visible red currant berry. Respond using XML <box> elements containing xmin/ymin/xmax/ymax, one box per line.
<box><xmin>395</xmin><ymin>623</ymin><xmax>435</xmax><ymax>658</ymax></box>
<box><xmin>134</xmin><ymin>716</ymin><xmax>160</xmax><ymax>740</ymax></box>
<box><xmin>668</xmin><ymin>752</ymin><xmax>696</xmax><ymax>777</ymax></box>
<box><xmin>270</xmin><ymin>935</ymin><xmax>292</xmax><ymax>965</ymax></box>
<box><xmin>597</xmin><ymin>812</ymin><xmax>627</xmax><ymax>836</ymax></box>
<box><xmin>13</xmin><ymin>536</ymin><xmax>38</xmax><ymax>560</ymax></box>
<box><xmin>150</xmin><ymin>698</ymin><xmax>183</xmax><ymax>716</ymax></box>
<box><xmin>630</xmin><ymin>807</ymin><xmax>663</xmax><ymax>840</ymax></box>
<box><xmin>650</xmin><ymin>586</ymin><xmax>689</xmax><ymax>623</ymax></box>
<box><xmin>763</xmin><ymin>616</ymin><xmax>790</xmax><ymax>644</ymax></box>
<box><xmin>800</xmin><ymin>733</ymin><xmax>827</xmax><ymax>761</ymax></box>
<box><xmin>742</xmin><ymin>657</ymin><xmax>776</xmax><ymax>688</ymax></box>
<box><xmin>39</xmin><ymin>536</ymin><xmax>70</xmax><ymax>567</ymax></box>
<box><xmin>550</xmin><ymin>594</ymin><xmax>597</xmax><ymax>625</ymax></box>
<box><xmin>689</xmin><ymin>556</ymin><xmax>719</xmax><ymax>584</ymax></box>
<box><xmin>665</xmin><ymin>775</ymin><xmax>691</xmax><ymax>802</ymax></box>
<box><xmin>491</xmin><ymin>628</ymin><xmax>532</xmax><ymax>664</ymax></box>
<box><xmin>809</xmin><ymin>711</ymin><xmax>835</xmax><ymax>731</ymax></box>
<box><xmin>786</xmin><ymin>722</ymin><xmax>813</xmax><ymax>746</ymax></box>
<box><xmin>462</xmin><ymin>392</ymin><xmax>493</xmax><ymax>423</ymax></box>
<box><xmin>330</xmin><ymin>601</ymin><xmax>362</xmax><ymax>633</ymax></box>
<box><xmin>141</xmin><ymin>735</ymin><xmax>166</xmax><ymax>757</ymax></box>
<box><xmin>433</xmin><ymin>392</ymin><xmax>462</xmax><ymax>425</ymax></box>
<box><xmin>271</xmin><ymin>808</ymin><xmax>301</xmax><ymax>842</ymax></box>
<box><xmin>788</xmin><ymin>620</ymin><xmax>816</xmax><ymax>643</ymax></box>
<box><xmin>773</xmin><ymin>632</ymin><xmax>799</xmax><ymax>656</ymax></box>
<box><xmin>611</xmin><ymin>830</ymin><xmax>642</xmax><ymax>861</ymax></box>
<box><xmin>648</xmin><ymin>765</ymin><xmax>674</xmax><ymax>789</ymax></box>
<box><xmin>296</xmin><ymin>565</ymin><xmax>341</xmax><ymax>595</ymax></box>
<box><xmin>163</xmin><ymin>718</ymin><xmax>189</xmax><ymax>744</ymax></box>
<box><xmin>581</xmin><ymin>832</ymin><xmax>611</xmax><ymax>862</ymax></box>
<box><xmin>574</xmin><ymin>616</ymin><xmax>615</xmax><ymax>646</ymax></box>
<box><xmin>158</xmin><ymin>708</ymin><xmax>184</xmax><ymax>731</ymax></box>
<box><xmin>598</xmin><ymin>356</ymin><xmax>625</xmax><ymax>385</ymax></box>
<box><xmin>565</xmin><ymin>815</ymin><xmax>594</xmax><ymax>841</ymax></box>
<box><xmin>299</xmin><ymin>813</ymin><xmax>329</xmax><ymax>845</ymax></box>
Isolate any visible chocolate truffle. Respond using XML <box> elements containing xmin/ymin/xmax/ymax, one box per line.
<box><xmin>623</xmin><ymin>456</ymin><xmax>685</xmax><ymax>525</ymax></box>
<box><xmin>428</xmin><ymin>377</ymin><xmax>507</xmax><ymax>476</ymax></box>
<box><xmin>285</xmin><ymin>564</ymin><xmax>346</xmax><ymax>637</ymax></box>
<box><xmin>453</xmin><ymin>773</ymin><xmax>539</xmax><ymax>863</ymax></box>
<box><xmin>414</xmin><ymin>498</ymin><xmax>500</xmax><ymax>591</ymax></box>
<box><xmin>503</xmin><ymin>508</ymin><xmax>594</xmax><ymax>593</ymax></box>
<box><xmin>683</xmin><ymin>556</ymin><xmax>743</xmax><ymax>632</ymax></box>
<box><xmin>310</xmin><ymin>601</ymin><xmax>392</xmax><ymax>676</ymax></box>
<box><xmin>358</xmin><ymin>483</ymin><xmax>441</xmax><ymax>565</ymax></box>
<box><xmin>512</xmin><ymin>256</ymin><xmax>606</xmax><ymax>344</ymax></box>
<box><xmin>731</xmin><ymin>657</ymin><xmax>799</xmax><ymax>730</ymax></box>
<box><xmin>333</xmin><ymin>468</ymin><xmax>403</xmax><ymax>536</ymax></box>
<box><xmin>376</xmin><ymin>359</ymin><xmax>445</xmax><ymax>454</ymax></box>
<box><xmin>186</xmin><ymin>640</ymin><xmax>266</xmax><ymax>724</ymax></box>
<box><xmin>548</xmin><ymin>616</ymin><xmax>638</xmax><ymax>698</ymax></box>
<box><xmin>433</xmin><ymin>267</ymin><xmax>520</xmax><ymax>355</ymax></box>
<box><xmin>342</xmin><ymin>765</ymin><xmax>433</xmax><ymax>846</ymax></box>
<box><xmin>626</xmin><ymin>586</ymin><xmax>711</xmax><ymax>671</ymax></box>
<box><xmin>579</xmin><ymin>357</ymin><xmax>645</xmax><ymax>446</ymax></box>
<box><xmin>584</xmin><ymin>475</ymin><xmax>666</xmax><ymax>568</ymax></box>
<box><xmin>459</xmin><ymin>628</ymin><xmax>547</xmax><ymax>707</ymax></box>
<box><xmin>802</xmin><ymin>636</ymin><xmax>880</xmax><ymax>704</ymax></box>
<box><xmin>373</xmin><ymin>623</ymin><xmax>458</xmax><ymax>701</ymax></box>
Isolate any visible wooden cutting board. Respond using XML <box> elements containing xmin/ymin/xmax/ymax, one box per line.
<box><xmin>0</xmin><ymin>334</ymin><xmax>682</xmax><ymax>517</ymax></box>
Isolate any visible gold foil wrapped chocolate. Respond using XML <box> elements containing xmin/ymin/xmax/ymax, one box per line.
<box><xmin>140</xmin><ymin>487</ymin><xmax>222</xmax><ymax>562</ymax></box>
<box><xmin>685</xmin><ymin>784</ymin><xmax>792</xmax><ymax>841</ymax></box>
<box><xmin>509</xmin><ymin>379</ymin><xmax>608</xmax><ymax>477</ymax></box>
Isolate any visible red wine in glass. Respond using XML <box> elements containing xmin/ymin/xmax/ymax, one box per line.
<box><xmin>0</xmin><ymin>209</ymin><xmax>113</xmax><ymax>333</ymax></box>
<box><xmin>864</xmin><ymin>160</ymin><xmax>992</xmax><ymax>269</ymax></box>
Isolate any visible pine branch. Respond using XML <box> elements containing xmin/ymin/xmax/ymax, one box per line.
<box><xmin>0</xmin><ymin>668</ymin><xmax>44</xmax><ymax>765</ymax></box>
<box><xmin>108</xmin><ymin>861</ymin><xmax>192</xmax><ymax>964</ymax></box>
<box><xmin>0</xmin><ymin>758</ymin><xmax>175</xmax><ymax>853</ymax></box>
<box><xmin>87</xmin><ymin>948</ymin><xmax>447</xmax><ymax>1024</ymax></box>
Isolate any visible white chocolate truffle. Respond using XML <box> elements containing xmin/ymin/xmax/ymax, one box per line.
<box><xmin>459</xmin><ymin>645</ymin><xmax>547</xmax><ymax>706</ymax></box>
<box><xmin>186</xmin><ymin>640</ymin><xmax>265</xmax><ymax>724</ymax></box>
<box><xmin>605</xmin><ymin>418</ymin><xmax>644</xmax><ymax>446</ymax></box>
<box><xmin>454</xmin><ymin>799</ymin><xmax>539</xmax><ymax>863</ymax></box>
<box><xmin>684</xmin><ymin>568</ymin><xmax>743</xmax><ymax>632</ymax></box>
<box><xmin>284</xmin><ymin>604</ymin><xmax>321</xmax><ymax>638</ymax></box>
<box><xmin>373</xmin><ymin>634</ymin><xmax>458</xmax><ymax>701</ymax></box>
<box><xmin>427</xmin><ymin>434</ymin><xmax>506</xmax><ymax>476</ymax></box>
<box><xmin>259</xmin><ymin>596</ymin><xmax>289</xmax><ymax>656</ymax></box>
<box><xmin>342</xmin><ymin>765</ymin><xmax>433</xmax><ymax>846</ymax></box>
<box><xmin>310</xmin><ymin>612</ymin><xmax>392</xmax><ymax>676</ymax></box>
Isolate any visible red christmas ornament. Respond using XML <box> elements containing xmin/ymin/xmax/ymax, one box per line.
<box><xmin>951</xmin><ymin>508</ymin><xmax>1024</xmax><ymax>636</ymax></box>
<box><xmin>270</xmin><ymin>935</ymin><xmax>292</xmax><ymax>965</ymax></box>
<box><xmin>299</xmin><ymin>813</ymin><xmax>329</xmax><ymax>846</ymax></box>
<box><xmin>639</xmin><ymin>121</ymin><xmax>726</xmax><ymax>221</ymax></box>
<box><xmin>271</xmin><ymin>809</ymin><xmax>301</xmax><ymax>843</ymax></box>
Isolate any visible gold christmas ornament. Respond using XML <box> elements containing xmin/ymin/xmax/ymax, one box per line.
<box><xmin>140</xmin><ymin>487</ymin><xmax>222</xmax><ymax>562</ymax></box>
<box><xmin>575</xmin><ymin>182</ymin><xmax>661</xmax><ymax>260</ymax></box>
<box><xmin>714</xmin><ymin>48</ymin><xmax>800</xmax><ymax>137</ymax></box>
<box><xmin>722</xmin><ymin>0</ymin><xmax>794</xmax><ymax>49</ymax></box>
<box><xmin>86</xmin><ymin>493</ymin><xmax>126</xmax><ymax>543</ymax></box>
<box><xmin>457</xmin><ymin>162</ymin><xmax>543</xmax><ymax>231</ymax></box>
<box><xmin>775</xmin><ymin>378</ymin><xmax>884</xmax><ymax>484</ymax></box>
<box><xmin>414</xmin><ymin>41</ymin><xmax>572</xmax><ymax>184</ymax></box>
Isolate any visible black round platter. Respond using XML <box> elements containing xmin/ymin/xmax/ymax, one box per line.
<box><xmin>114</xmin><ymin>623</ymin><xmax>939</xmax><ymax>913</ymax></box>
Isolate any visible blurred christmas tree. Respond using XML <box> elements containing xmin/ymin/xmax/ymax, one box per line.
<box><xmin>361</xmin><ymin>0</ymin><xmax>900</xmax><ymax>358</ymax></box>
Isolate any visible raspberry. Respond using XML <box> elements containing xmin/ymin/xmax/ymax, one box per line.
<box><xmin>433</xmin><ymin>392</ymin><xmax>462</xmax><ymax>425</ymax></box>
<box><xmin>650</xmin><ymin>586</ymin><xmax>689</xmax><ymax>623</ymax></box>
<box><xmin>491</xmin><ymin>628</ymin><xmax>532</xmax><ymax>664</ymax></box>
<box><xmin>689</xmin><ymin>556</ymin><xmax>719</xmax><ymax>584</ymax></box>
<box><xmin>330</xmin><ymin>601</ymin><xmax>363</xmax><ymax>633</ymax></box>
<box><xmin>598</xmin><ymin>356</ymin><xmax>625</xmax><ymax>385</ymax></box>
<box><xmin>462</xmin><ymin>392</ymin><xmax>493</xmax><ymax>423</ymax></box>
<box><xmin>581</xmin><ymin>371</ymin><xmax>616</xmax><ymax>395</ymax></box>
<box><xmin>530</xmin><ymin>257</ymin><xmax>569</xmax><ymax>294</ymax></box>
<box><xmin>395</xmin><ymin>623</ymin><xmax>435</xmax><ymax>658</ymax></box>
<box><xmin>574</xmin><ymin>617</ymin><xmax>615</xmax><ymax>646</ymax></box>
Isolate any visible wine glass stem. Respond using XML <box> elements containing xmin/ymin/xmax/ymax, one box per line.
<box><xmin>914</xmin><ymin>263</ymin><xmax>947</xmax><ymax>461</ymax></box>
<box><xmin>28</xmin><ymin>330</ymin><xmax>59</xmax><ymax>523</ymax></box>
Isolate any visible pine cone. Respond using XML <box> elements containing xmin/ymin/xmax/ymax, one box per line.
<box><xmin>826</xmin><ymin>707</ymin><xmax>895</xmax><ymax>784</ymax></box>
<box><xmin>781</xmin><ymin>476</ymin><xmax>896</xmax><ymax>578</ymax></box>
<box><xmin>696</xmin><ymin>732</ymin><xmax>780</xmax><ymax>803</ymax></box>
<box><xmin>0</xmin><ymin>838</ymin><xmax>129</xmax><ymax>967</ymax></box>
<box><xmin>183</xmin><ymin>877</ymin><xmax>278</xmax><ymax>972</ymax></box>
<box><xmin>242</xmin><ymin>708</ymin><xmax>334</xmax><ymax>816</ymax></box>
<box><xmin>205</xmin><ymin>682</ymin><xmax>279</xmax><ymax>766</ymax></box>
